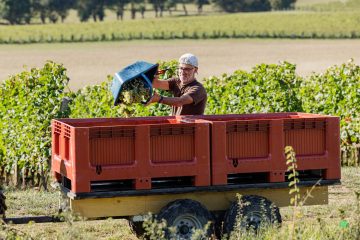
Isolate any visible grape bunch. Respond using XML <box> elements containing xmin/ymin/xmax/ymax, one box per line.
<box><xmin>119</xmin><ymin>77</ymin><xmax>151</xmax><ymax>105</ymax></box>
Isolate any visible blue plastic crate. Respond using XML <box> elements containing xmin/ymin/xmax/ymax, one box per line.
<box><xmin>111</xmin><ymin>61</ymin><xmax>158</xmax><ymax>106</ymax></box>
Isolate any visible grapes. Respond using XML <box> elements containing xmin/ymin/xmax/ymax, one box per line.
<box><xmin>119</xmin><ymin>77</ymin><xmax>151</xmax><ymax>105</ymax></box>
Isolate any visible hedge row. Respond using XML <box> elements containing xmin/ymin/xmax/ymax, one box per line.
<box><xmin>0</xmin><ymin>62</ymin><xmax>69</xmax><ymax>188</ymax></box>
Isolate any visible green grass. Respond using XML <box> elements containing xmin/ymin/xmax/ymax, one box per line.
<box><xmin>4</xmin><ymin>188</ymin><xmax>59</xmax><ymax>217</ymax></box>
<box><xmin>2</xmin><ymin>219</ymin><xmax>138</xmax><ymax>240</ymax></box>
<box><xmin>1</xmin><ymin>11</ymin><xmax>360</xmax><ymax>44</ymax></box>
<box><xmin>1</xmin><ymin>167</ymin><xmax>359</xmax><ymax>239</ymax></box>
<box><xmin>296</xmin><ymin>0</ymin><xmax>360</xmax><ymax>11</ymax></box>
<box><xmin>295</xmin><ymin>0</ymin><xmax>346</xmax><ymax>7</ymax></box>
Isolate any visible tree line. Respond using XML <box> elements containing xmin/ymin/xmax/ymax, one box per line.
<box><xmin>0</xmin><ymin>0</ymin><xmax>296</xmax><ymax>24</ymax></box>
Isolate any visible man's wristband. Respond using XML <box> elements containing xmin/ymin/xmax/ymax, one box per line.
<box><xmin>158</xmin><ymin>96</ymin><xmax>164</xmax><ymax>103</ymax></box>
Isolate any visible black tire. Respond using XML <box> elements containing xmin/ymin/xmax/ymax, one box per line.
<box><xmin>223</xmin><ymin>195</ymin><xmax>281</xmax><ymax>235</ymax></box>
<box><xmin>129</xmin><ymin>220</ymin><xmax>145</xmax><ymax>238</ymax></box>
<box><xmin>156</xmin><ymin>199</ymin><xmax>215</xmax><ymax>240</ymax></box>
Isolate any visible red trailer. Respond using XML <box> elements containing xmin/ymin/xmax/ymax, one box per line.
<box><xmin>52</xmin><ymin>112</ymin><xmax>341</xmax><ymax>238</ymax></box>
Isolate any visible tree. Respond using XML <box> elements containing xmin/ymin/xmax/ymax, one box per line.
<box><xmin>0</xmin><ymin>0</ymin><xmax>32</xmax><ymax>24</ymax></box>
<box><xmin>48</xmin><ymin>0</ymin><xmax>76</xmax><ymax>23</ymax></box>
<box><xmin>109</xmin><ymin>0</ymin><xmax>144</xmax><ymax>20</ymax></box>
<box><xmin>165</xmin><ymin>0</ymin><xmax>177</xmax><ymax>15</ymax></box>
<box><xmin>31</xmin><ymin>0</ymin><xmax>48</xmax><ymax>24</ymax></box>
<box><xmin>77</xmin><ymin>0</ymin><xmax>105</xmax><ymax>22</ymax></box>
<box><xmin>269</xmin><ymin>0</ymin><xmax>296</xmax><ymax>10</ymax></box>
<box><xmin>179</xmin><ymin>0</ymin><xmax>193</xmax><ymax>16</ymax></box>
<box><xmin>128</xmin><ymin>0</ymin><xmax>144</xmax><ymax>19</ymax></box>
<box><xmin>32</xmin><ymin>0</ymin><xmax>75</xmax><ymax>24</ymax></box>
<box><xmin>212</xmin><ymin>0</ymin><xmax>271</xmax><ymax>12</ymax></box>
<box><xmin>211</xmin><ymin>0</ymin><xmax>243</xmax><ymax>13</ymax></box>
<box><xmin>149</xmin><ymin>0</ymin><xmax>166</xmax><ymax>17</ymax></box>
<box><xmin>195</xmin><ymin>0</ymin><xmax>209</xmax><ymax>14</ymax></box>
<box><xmin>108</xmin><ymin>0</ymin><xmax>130</xmax><ymax>21</ymax></box>
<box><xmin>242</xmin><ymin>0</ymin><xmax>271</xmax><ymax>12</ymax></box>
<box><xmin>139</xmin><ymin>3</ymin><xmax>146</xmax><ymax>18</ymax></box>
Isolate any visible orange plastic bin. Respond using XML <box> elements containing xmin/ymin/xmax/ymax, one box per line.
<box><xmin>182</xmin><ymin>112</ymin><xmax>341</xmax><ymax>186</ymax></box>
<box><xmin>51</xmin><ymin>116</ymin><xmax>210</xmax><ymax>193</ymax></box>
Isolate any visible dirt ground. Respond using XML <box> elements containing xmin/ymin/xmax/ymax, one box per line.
<box><xmin>1</xmin><ymin>39</ymin><xmax>360</xmax><ymax>90</ymax></box>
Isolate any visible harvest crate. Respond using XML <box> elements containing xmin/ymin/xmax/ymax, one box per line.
<box><xmin>51</xmin><ymin>116</ymin><xmax>210</xmax><ymax>193</ymax></box>
<box><xmin>182</xmin><ymin>113</ymin><xmax>341</xmax><ymax>186</ymax></box>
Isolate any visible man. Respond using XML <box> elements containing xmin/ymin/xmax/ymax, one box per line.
<box><xmin>147</xmin><ymin>53</ymin><xmax>207</xmax><ymax>115</ymax></box>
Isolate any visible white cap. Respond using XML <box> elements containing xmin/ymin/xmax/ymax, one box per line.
<box><xmin>179</xmin><ymin>53</ymin><xmax>198</xmax><ymax>67</ymax></box>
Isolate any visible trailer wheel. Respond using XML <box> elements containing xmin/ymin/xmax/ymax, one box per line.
<box><xmin>156</xmin><ymin>199</ymin><xmax>214</xmax><ymax>240</ymax></box>
<box><xmin>223</xmin><ymin>195</ymin><xmax>281</xmax><ymax>235</ymax></box>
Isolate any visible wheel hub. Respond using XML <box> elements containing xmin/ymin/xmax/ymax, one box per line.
<box><xmin>242</xmin><ymin>212</ymin><xmax>264</xmax><ymax>231</ymax></box>
<box><xmin>248</xmin><ymin>215</ymin><xmax>262</xmax><ymax>230</ymax></box>
<box><xmin>173</xmin><ymin>214</ymin><xmax>203</xmax><ymax>239</ymax></box>
<box><xmin>179</xmin><ymin>225</ymin><xmax>190</xmax><ymax>235</ymax></box>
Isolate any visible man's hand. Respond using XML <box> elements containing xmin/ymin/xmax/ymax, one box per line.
<box><xmin>152</xmin><ymin>75</ymin><xmax>169</xmax><ymax>90</ymax></box>
<box><xmin>145</xmin><ymin>91</ymin><xmax>161</xmax><ymax>106</ymax></box>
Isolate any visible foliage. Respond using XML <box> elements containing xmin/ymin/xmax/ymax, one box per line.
<box><xmin>285</xmin><ymin>146</ymin><xmax>300</xmax><ymax>207</ymax></box>
<box><xmin>0</xmin><ymin>61</ymin><xmax>69</xmax><ymax>188</ymax></box>
<box><xmin>67</xmin><ymin>75</ymin><xmax>165</xmax><ymax>119</ymax></box>
<box><xmin>0</xmin><ymin>219</ymin><xmax>34</xmax><ymax>240</ymax></box>
<box><xmin>0</xmin><ymin>0</ymin><xmax>31</xmax><ymax>24</ymax></box>
<box><xmin>157</xmin><ymin>59</ymin><xmax>178</xmax><ymax>81</ymax></box>
<box><xmin>204</xmin><ymin>61</ymin><xmax>303</xmax><ymax>114</ymax></box>
<box><xmin>77</xmin><ymin>0</ymin><xmax>105</xmax><ymax>22</ymax></box>
<box><xmin>300</xmin><ymin>59</ymin><xmax>360</xmax><ymax>166</ymax></box>
<box><xmin>68</xmin><ymin>60</ymin><xmax>177</xmax><ymax>118</ymax></box>
<box><xmin>47</xmin><ymin>0</ymin><xmax>76</xmax><ymax>23</ymax></box>
<box><xmin>270</xmin><ymin>0</ymin><xmax>296</xmax><ymax>10</ymax></box>
<box><xmin>285</xmin><ymin>146</ymin><xmax>300</xmax><ymax>240</ymax></box>
<box><xmin>107</xmin><ymin>0</ymin><xmax>130</xmax><ymax>20</ymax></box>
<box><xmin>31</xmin><ymin>0</ymin><xmax>50</xmax><ymax>24</ymax></box>
<box><xmin>148</xmin><ymin>0</ymin><xmax>166</xmax><ymax>17</ymax></box>
<box><xmin>142</xmin><ymin>214</ymin><xmax>167</xmax><ymax>240</ymax></box>
<box><xmin>194</xmin><ymin>0</ymin><xmax>210</xmax><ymax>13</ymax></box>
<box><xmin>67</xmin><ymin>76</ymin><xmax>125</xmax><ymax>118</ymax></box>
<box><xmin>212</xmin><ymin>0</ymin><xmax>271</xmax><ymax>12</ymax></box>
<box><xmin>32</xmin><ymin>0</ymin><xmax>75</xmax><ymax>24</ymax></box>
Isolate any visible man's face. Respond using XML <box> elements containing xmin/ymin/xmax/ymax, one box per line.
<box><xmin>178</xmin><ymin>63</ymin><xmax>197</xmax><ymax>84</ymax></box>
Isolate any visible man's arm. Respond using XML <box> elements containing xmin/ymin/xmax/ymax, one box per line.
<box><xmin>152</xmin><ymin>75</ymin><xmax>169</xmax><ymax>90</ymax></box>
<box><xmin>146</xmin><ymin>92</ymin><xmax>193</xmax><ymax>107</ymax></box>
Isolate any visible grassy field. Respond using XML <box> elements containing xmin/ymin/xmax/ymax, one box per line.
<box><xmin>1</xmin><ymin>167</ymin><xmax>359</xmax><ymax>239</ymax></box>
<box><xmin>295</xmin><ymin>0</ymin><xmax>343</xmax><ymax>5</ymax></box>
<box><xmin>1</xmin><ymin>11</ymin><xmax>360</xmax><ymax>44</ymax></box>
<box><xmin>296</xmin><ymin>0</ymin><xmax>360</xmax><ymax>11</ymax></box>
